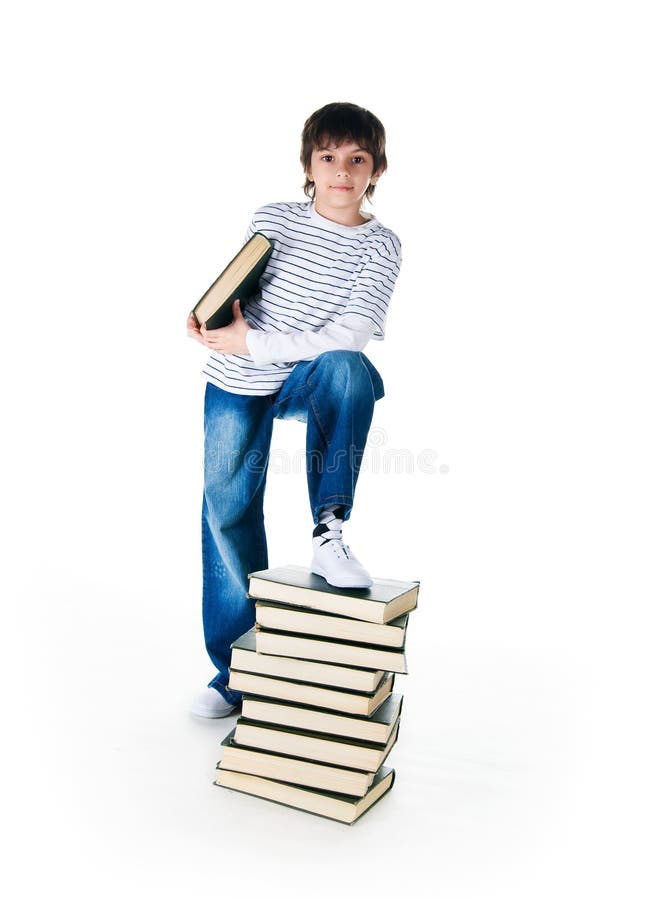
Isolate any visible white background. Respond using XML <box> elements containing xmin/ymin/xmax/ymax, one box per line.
<box><xmin>2</xmin><ymin>1</ymin><xmax>650</xmax><ymax>897</ymax></box>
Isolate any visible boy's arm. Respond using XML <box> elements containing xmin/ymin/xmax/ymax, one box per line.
<box><xmin>245</xmin><ymin>314</ymin><xmax>376</xmax><ymax>366</ymax></box>
<box><xmin>199</xmin><ymin>304</ymin><xmax>376</xmax><ymax>362</ymax></box>
<box><xmin>246</xmin><ymin>235</ymin><xmax>402</xmax><ymax>365</ymax></box>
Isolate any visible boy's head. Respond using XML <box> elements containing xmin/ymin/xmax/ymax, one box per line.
<box><xmin>300</xmin><ymin>102</ymin><xmax>388</xmax><ymax>203</ymax></box>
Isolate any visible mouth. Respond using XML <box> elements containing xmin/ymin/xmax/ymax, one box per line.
<box><xmin>331</xmin><ymin>186</ymin><xmax>353</xmax><ymax>191</ymax></box>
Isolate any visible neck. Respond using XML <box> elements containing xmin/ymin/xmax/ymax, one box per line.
<box><xmin>313</xmin><ymin>198</ymin><xmax>368</xmax><ymax>227</ymax></box>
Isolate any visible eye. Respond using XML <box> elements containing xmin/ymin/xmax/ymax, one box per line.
<box><xmin>320</xmin><ymin>155</ymin><xmax>333</xmax><ymax>162</ymax></box>
<box><xmin>353</xmin><ymin>156</ymin><xmax>366</xmax><ymax>164</ymax></box>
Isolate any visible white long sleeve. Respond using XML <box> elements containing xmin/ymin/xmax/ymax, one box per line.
<box><xmin>245</xmin><ymin>312</ymin><xmax>376</xmax><ymax>366</ymax></box>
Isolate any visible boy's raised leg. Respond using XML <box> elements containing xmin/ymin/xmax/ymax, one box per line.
<box><xmin>273</xmin><ymin>350</ymin><xmax>384</xmax><ymax>587</ymax></box>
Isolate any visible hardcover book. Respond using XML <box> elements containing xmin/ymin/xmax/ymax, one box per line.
<box><xmin>192</xmin><ymin>232</ymin><xmax>273</xmax><ymax>330</ymax></box>
<box><xmin>219</xmin><ymin>731</ymin><xmax>375</xmax><ymax>797</ymax></box>
<box><xmin>248</xmin><ymin>564</ymin><xmax>419</xmax><ymax>624</ymax></box>
<box><xmin>227</xmin><ymin>670</ymin><xmax>395</xmax><ymax>717</ymax></box>
<box><xmin>255</xmin><ymin>600</ymin><xmax>409</xmax><ymax>648</ymax></box>
<box><xmin>240</xmin><ymin>693</ymin><xmax>403</xmax><ymax>744</ymax></box>
<box><xmin>232</xmin><ymin>717</ymin><xmax>400</xmax><ymax>772</ymax></box>
<box><xmin>215</xmin><ymin>763</ymin><xmax>396</xmax><ymax>824</ymax></box>
<box><xmin>230</xmin><ymin>630</ymin><xmax>385</xmax><ymax>693</ymax></box>
<box><xmin>255</xmin><ymin>629</ymin><xmax>408</xmax><ymax>674</ymax></box>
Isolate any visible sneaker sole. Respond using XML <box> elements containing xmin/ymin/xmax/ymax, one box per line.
<box><xmin>191</xmin><ymin>704</ymin><xmax>238</xmax><ymax>719</ymax></box>
<box><xmin>311</xmin><ymin>562</ymin><xmax>373</xmax><ymax>590</ymax></box>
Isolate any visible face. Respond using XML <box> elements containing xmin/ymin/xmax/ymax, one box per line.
<box><xmin>307</xmin><ymin>140</ymin><xmax>382</xmax><ymax>213</ymax></box>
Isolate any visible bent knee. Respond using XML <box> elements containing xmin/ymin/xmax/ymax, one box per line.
<box><xmin>313</xmin><ymin>350</ymin><xmax>368</xmax><ymax>383</ymax></box>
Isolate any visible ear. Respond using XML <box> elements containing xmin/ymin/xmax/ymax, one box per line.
<box><xmin>370</xmin><ymin>165</ymin><xmax>386</xmax><ymax>186</ymax></box>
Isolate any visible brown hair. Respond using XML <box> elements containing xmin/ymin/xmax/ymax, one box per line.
<box><xmin>300</xmin><ymin>102</ymin><xmax>388</xmax><ymax>203</ymax></box>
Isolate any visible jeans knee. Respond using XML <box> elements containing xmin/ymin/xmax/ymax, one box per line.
<box><xmin>313</xmin><ymin>350</ymin><xmax>371</xmax><ymax>396</ymax></box>
<box><xmin>315</xmin><ymin>349</ymin><xmax>360</xmax><ymax>370</ymax></box>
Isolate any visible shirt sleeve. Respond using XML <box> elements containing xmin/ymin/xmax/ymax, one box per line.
<box><xmin>346</xmin><ymin>233</ymin><xmax>402</xmax><ymax>340</ymax></box>
<box><xmin>244</xmin><ymin>232</ymin><xmax>402</xmax><ymax>366</ymax></box>
<box><xmin>245</xmin><ymin>313</ymin><xmax>376</xmax><ymax>365</ymax></box>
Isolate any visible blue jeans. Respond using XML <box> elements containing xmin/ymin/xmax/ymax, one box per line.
<box><xmin>201</xmin><ymin>350</ymin><xmax>384</xmax><ymax>702</ymax></box>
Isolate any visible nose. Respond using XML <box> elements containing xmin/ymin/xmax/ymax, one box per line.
<box><xmin>336</xmin><ymin>161</ymin><xmax>352</xmax><ymax>178</ymax></box>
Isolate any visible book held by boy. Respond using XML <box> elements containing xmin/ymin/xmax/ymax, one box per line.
<box><xmin>248</xmin><ymin>564</ymin><xmax>419</xmax><ymax>624</ymax></box>
<box><xmin>215</xmin><ymin>763</ymin><xmax>396</xmax><ymax>825</ymax></box>
<box><xmin>191</xmin><ymin>232</ymin><xmax>273</xmax><ymax>330</ymax></box>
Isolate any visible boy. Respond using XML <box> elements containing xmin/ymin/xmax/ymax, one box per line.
<box><xmin>187</xmin><ymin>101</ymin><xmax>402</xmax><ymax>717</ymax></box>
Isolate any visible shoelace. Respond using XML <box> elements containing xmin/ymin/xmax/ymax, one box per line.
<box><xmin>315</xmin><ymin>532</ymin><xmax>351</xmax><ymax>559</ymax></box>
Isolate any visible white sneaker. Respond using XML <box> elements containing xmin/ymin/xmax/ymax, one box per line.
<box><xmin>311</xmin><ymin>537</ymin><xmax>373</xmax><ymax>589</ymax></box>
<box><xmin>191</xmin><ymin>687</ymin><xmax>238</xmax><ymax>718</ymax></box>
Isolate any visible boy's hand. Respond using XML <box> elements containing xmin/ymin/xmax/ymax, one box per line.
<box><xmin>200</xmin><ymin>299</ymin><xmax>251</xmax><ymax>355</ymax></box>
<box><xmin>186</xmin><ymin>311</ymin><xmax>205</xmax><ymax>344</ymax></box>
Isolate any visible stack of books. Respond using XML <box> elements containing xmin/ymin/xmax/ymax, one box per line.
<box><xmin>214</xmin><ymin>564</ymin><xmax>419</xmax><ymax>824</ymax></box>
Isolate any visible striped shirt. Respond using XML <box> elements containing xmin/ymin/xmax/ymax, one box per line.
<box><xmin>202</xmin><ymin>200</ymin><xmax>402</xmax><ymax>396</ymax></box>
